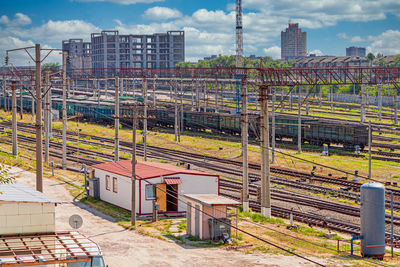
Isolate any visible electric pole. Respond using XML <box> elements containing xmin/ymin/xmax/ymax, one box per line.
<box><xmin>260</xmin><ymin>85</ymin><xmax>271</xmax><ymax>218</ymax></box>
<box><xmin>131</xmin><ymin>103</ymin><xmax>137</xmax><ymax>227</ymax></box>
<box><xmin>44</xmin><ymin>71</ymin><xmax>50</xmax><ymax>163</ymax></box>
<box><xmin>7</xmin><ymin>44</ymin><xmax>60</xmax><ymax>191</ymax></box>
<box><xmin>174</xmin><ymin>83</ymin><xmax>179</xmax><ymax>142</ymax></box>
<box><xmin>298</xmin><ymin>86</ymin><xmax>302</xmax><ymax>153</ymax></box>
<box><xmin>271</xmin><ymin>87</ymin><xmax>276</xmax><ymax>163</ymax></box>
<box><xmin>19</xmin><ymin>81</ymin><xmax>23</xmax><ymax>120</ymax></box>
<box><xmin>395</xmin><ymin>87</ymin><xmax>398</xmax><ymax>125</ymax></box>
<box><xmin>115</xmin><ymin>77</ymin><xmax>120</xmax><ymax>161</ymax></box>
<box><xmin>143</xmin><ymin>78</ymin><xmax>148</xmax><ymax>161</ymax></box>
<box><xmin>378</xmin><ymin>84</ymin><xmax>382</xmax><ymax>121</ymax></box>
<box><xmin>35</xmin><ymin>44</ymin><xmax>43</xmax><ymax>192</ymax></box>
<box><xmin>241</xmin><ymin>76</ymin><xmax>249</xmax><ymax>212</ymax></box>
<box><xmin>62</xmin><ymin>52</ymin><xmax>67</xmax><ymax>170</ymax></box>
<box><xmin>368</xmin><ymin>121</ymin><xmax>372</xmax><ymax>179</ymax></box>
<box><xmin>361</xmin><ymin>84</ymin><xmax>366</xmax><ymax>123</ymax></box>
<box><xmin>11</xmin><ymin>81</ymin><xmax>17</xmax><ymax>157</ymax></box>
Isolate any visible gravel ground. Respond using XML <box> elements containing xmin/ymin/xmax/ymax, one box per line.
<box><xmin>9</xmin><ymin>166</ymin><xmax>323</xmax><ymax>267</ymax></box>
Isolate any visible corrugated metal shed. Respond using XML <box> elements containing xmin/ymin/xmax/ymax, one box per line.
<box><xmin>0</xmin><ymin>183</ymin><xmax>58</xmax><ymax>203</ymax></box>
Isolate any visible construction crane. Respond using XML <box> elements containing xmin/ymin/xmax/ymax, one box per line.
<box><xmin>235</xmin><ymin>0</ymin><xmax>243</xmax><ymax>68</ymax></box>
<box><xmin>235</xmin><ymin>0</ymin><xmax>244</xmax><ymax>114</ymax></box>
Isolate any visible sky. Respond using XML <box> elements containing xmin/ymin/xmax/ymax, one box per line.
<box><xmin>0</xmin><ymin>0</ymin><xmax>399</xmax><ymax>65</ymax></box>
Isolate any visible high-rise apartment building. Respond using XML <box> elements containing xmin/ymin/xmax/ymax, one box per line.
<box><xmin>346</xmin><ymin>47</ymin><xmax>366</xmax><ymax>57</ymax></box>
<box><xmin>281</xmin><ymin>23</ymin><xmax>307</xmax><ymax>61</ymax></box>
<box><xmin>63</xmin><ymin>30</ymin><xmax>184</xmax><ymax>76</ymax></box>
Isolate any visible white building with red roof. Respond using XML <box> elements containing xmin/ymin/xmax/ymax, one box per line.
<box><xmin>91</xmin><ymin>160</ymin><xmax>219</xmax><ymax>216</ymax></box>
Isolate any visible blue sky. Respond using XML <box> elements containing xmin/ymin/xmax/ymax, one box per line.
<box><xmin>1</xmin><ymin>0</ymin><xmax>399</xmax><ymax>65</ymax></box>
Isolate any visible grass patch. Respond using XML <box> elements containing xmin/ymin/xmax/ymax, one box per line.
<box><xmin>178</xmin><ymin>221</ymin><xmax>186</xmax><ymax>232</ymax></box>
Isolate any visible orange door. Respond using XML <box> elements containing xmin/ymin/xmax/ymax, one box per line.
<box><xmin>156</xmin><ymin>184</ymin><xmax>167</xmax><ymax>212</ymax></box>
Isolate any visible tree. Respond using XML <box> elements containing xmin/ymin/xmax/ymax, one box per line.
<box><xmin>389</xmin><ymin>55</ymin><xmax>400</xmax><ymax>67</ymax></box>
<box><xmin>375</xmin><ymin>57</ymin><xmax>387</xmax><ymax>66</ymax></box>
<box><xmin>42</xmin><ymin>62</ymin><xmax>60</xmax><ymax>72</ymax></box>
<box><xmin>0</xmin><ymin>164</ymin><xmax>14</xmax><ymax>186</ymax></box>
<box><xmin>367</xmin><ymin>52</ymin><xmax>375</xmax><ymax>62</ymax></box>
<box><xmin>176</xmin><ymin>54</ymin><xmax>289</xmax><ymax>68</ymax></box>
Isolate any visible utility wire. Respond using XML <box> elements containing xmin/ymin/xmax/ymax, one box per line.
<box><xmin>111</xmin><ymin>160</ymin><xmax>325</xmax><ymax>266</ymax></box>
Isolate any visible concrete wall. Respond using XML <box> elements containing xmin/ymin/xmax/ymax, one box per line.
<box><xmin>0</xmin><ymin>201</ymin><xmax>55</xmax><ymax>235</ymax></box>
<box><xmin>94</xmin><ymin>168</ymin><xmax>219</xmax><ymax>215</ymax></box>
<box><xmin>328</xmin><ymin>93</ymin><xmax>398</xmax><ymax>107</ymax></box>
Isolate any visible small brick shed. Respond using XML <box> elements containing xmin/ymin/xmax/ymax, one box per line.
<box><xmin>0</xmin><ymin>183</ymin><xmax>58</xmax><ymax>235</ymax></box>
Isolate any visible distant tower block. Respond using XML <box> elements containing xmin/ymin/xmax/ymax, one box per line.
<box><xmin>281</xmin><ymin>23</ymin><xmax>307</xmax><ymax>61</ymax></box>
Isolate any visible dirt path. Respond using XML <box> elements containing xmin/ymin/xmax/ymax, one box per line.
<box><xmin>10</xmin><ymin>167</ymin><xmax>322</xmax><ymax>267</ymax></box>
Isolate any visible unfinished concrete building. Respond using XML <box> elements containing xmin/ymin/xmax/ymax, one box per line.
<box><xmin>62</xmin><ymin>39</ymin><xmax>92</xmax><ymax>73</ymax></box>
<box><xmin>63</xmin><ymin>30</ymin><xmax>184</xmax><ymax>77</ymax></box>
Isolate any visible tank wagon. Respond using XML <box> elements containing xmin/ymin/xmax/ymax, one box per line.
<box><xmin>0</xmin><ymin>95</ymin><xmax>368</xmax><ymax>150</ymax></box>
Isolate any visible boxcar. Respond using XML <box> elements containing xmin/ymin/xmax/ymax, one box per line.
<box><xmin>303</xmin><ymin>121</ymin><xmax>368</xmax><ymax>150</ymax></box>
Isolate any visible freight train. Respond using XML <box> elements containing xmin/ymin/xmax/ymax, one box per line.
<box><xmin>1</xmin><ymin>95</ymin><xmax>369</xmax><ymax>150</ymax></box>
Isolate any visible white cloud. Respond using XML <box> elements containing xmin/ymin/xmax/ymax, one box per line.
<box><xmin>74</xmin><ymin>0</ymin><xmax>163</xmax><ymax>4</ymax></box>
<box><xmin>0</xmin><ymin>36</ymin><xmax>35</xmax><ymax>65</ymax></box>
<box><xmin>367</xmin><ymin>30</ymin><xmax>400</xmax><ymax>56</ymax></box>
<box><xmin>350</xmin><ymin>36</ymin><xmax>365</xmax><ymax>43</ymax></box>
<box><xmin>16</xmin><ymin>20</ymin><xmax>100</xmax><ymax>43</ymax></box>
<box><xmin>309</xmin><ymin>49</ymin><xmax>323</xmax><ymax>56</ymax></box>
<box><xmin>263</xmin><ymin>46</ymin><xmax>281</xmax><ymax>59</ymax></box>
<box><xmin>143</xmin><ymin>7</ymin><xmax>182</xmax><ymax>20</ymax></box>
<box><xmin>242</xmin><ymin>0</ymin><xmax>400</xmax><ymax>27</ymax></box>
<box><xmin>0</xmin><ymin>15</ymin><xmax>98</xmax><ymax>65</ymax></box>
<box><xmin>336</xmin><ymin>32</ymin><xmax>348</xmax><ymax>39</ymax></box>
<box><xmin>2</xmin><ymin>0</ymin><xmax>400</xmax><ymax>66</ymax></box>
<box><xmin>0</xmin><ymin>35</ymin><xmax>62</xmax><ymax>66</ymax></box>
<box><xmin>0</xmin><ymin>13</ymin><xmax>31</xmax><ymax>27</ymax></box>
<box><xmin>0</xmin><ymin>15</ymin><xmax>10</xmax><ymax>24</ymax></box>
<box><xmin>13</xmin><ymin>13</ymin><xmax>32</xmax><ymax>26</ymax></box>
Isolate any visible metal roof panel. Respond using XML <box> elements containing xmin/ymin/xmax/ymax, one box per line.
<box><xmin>0</xmin><ymin>183</ymin><xmax>58</xmax><ymax>203</ymax></box>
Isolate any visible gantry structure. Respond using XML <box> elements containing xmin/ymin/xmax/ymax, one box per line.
<box><xmin>1</xmin><ymin>66</ymin><xmax>399</xmax><ymax>217</ymax></box>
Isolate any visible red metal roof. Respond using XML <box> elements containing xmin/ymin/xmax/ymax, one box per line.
<box><xmin>92</xmin><ymin>160</ymin><xmax>219</xmax><ymax>180</ymax></box>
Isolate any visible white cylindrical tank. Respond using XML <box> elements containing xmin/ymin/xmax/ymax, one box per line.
<box><xmin>360</xmin><ymin>182</ymin><xmax>386</xmax><ymax>258</ymax></box>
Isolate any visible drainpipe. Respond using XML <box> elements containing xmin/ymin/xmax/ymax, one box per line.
<box><xmin>351</xmin><ymin>234</ymin><xmax>363</xmax><ymax>255</ymax></box>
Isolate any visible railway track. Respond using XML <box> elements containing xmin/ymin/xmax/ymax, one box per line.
<box><xmin>219</xmin><ymin>178</ymin><xmax>400</xmax><ymax>225</ymax></box>
<box><xmin>9</xmin><ymin>131</ymin><xmax>400</xmax><ymax>242</ymax></box>
<box><xmin>3</xmin><ymin>123</ymin><xmax>400</xmax><ymax>212</ymax></box>
<box><xmin>219</xmin><ymin>192</ymin><xmax>400</xmax><ymax>243</ymax></box>
<box><xmin>2</xmin><ymin>120</ymin><xmax>400</xmax><ymax>194</ymax></box>
<box><xmin>2</xmin><ymin>120</ymin><xmax>400</xmax><ymax>240</ymax></box>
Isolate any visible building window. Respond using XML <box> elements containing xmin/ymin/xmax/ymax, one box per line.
<box><xmin>106</xmin><ymin>175</ymin><xmax>110</xmax><ymax>191</ymax></box>
<box><xmin>113</xmin><ymin>177</ymin><xmax>118</xmax><ymax>193</ymax></box>
<box><xmin>145</xmin><ymin>185</ymin><xmax>155</xmax><ymax>200</ymax></box>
